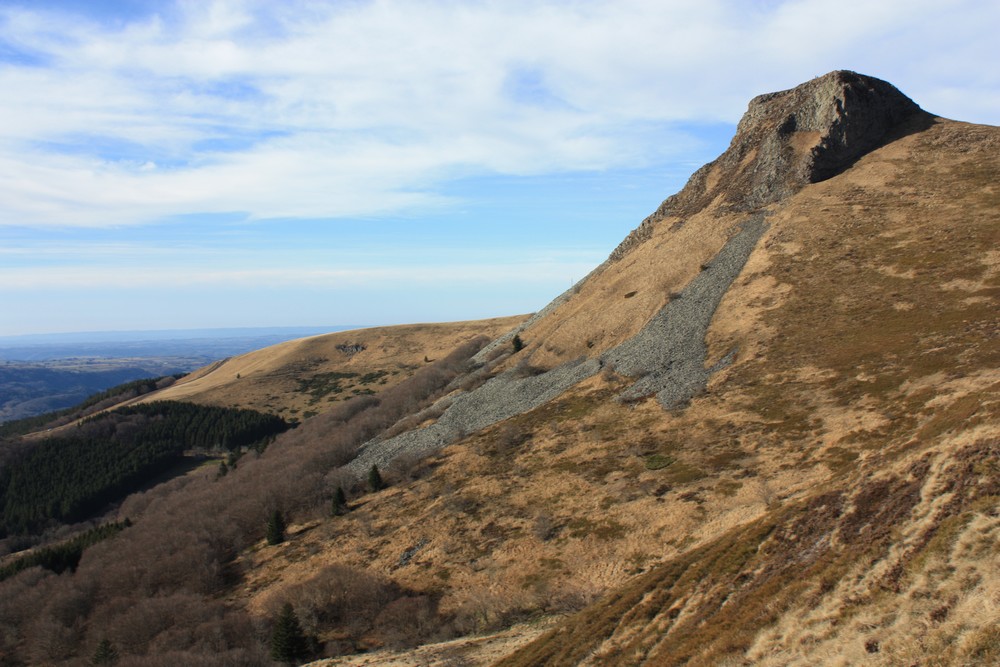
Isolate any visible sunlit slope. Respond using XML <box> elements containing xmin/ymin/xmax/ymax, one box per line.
<box><xmin>138</xmin><ymin>316</ymin><xmax>526</xmax><ymax>419</ymax></box>
<box><xmin>499</xmin><ymin>72</ymin><xmax>931</xmax><ymax>372</ymax></box>
<box><xmin>265</xmin><ymin>76</ymin><xmax>998</xmax><ymax>666</ymax></box>
<box><xmin>492</xmin><ymin>117</ymin><xmax>1000</xmax><ymax>665</ymax></box>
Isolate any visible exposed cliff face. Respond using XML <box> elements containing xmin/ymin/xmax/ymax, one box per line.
<box><xmin>609</xmin><ymin>71</ymin><xmax>927</xmax><ymax>262</ymax></box>
<box><xmin>725</xmin><ymin>70</ymin><xmax>924</xmax><ymax>203</ymax></box>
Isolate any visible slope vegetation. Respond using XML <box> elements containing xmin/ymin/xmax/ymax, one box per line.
<box><xmin>138</xmin><ymin>316</ymin><xmax>526</xmax><ymax>420</ymax></box>
<box><xmin>300</xmin><ymin>72</ymin><xmax>997</xmax><ymax>664</ymax></box>
<box><xmin>491</xmin><ymin>74</ymin><xmax>1000</xmax><ymax>665</ymax></box>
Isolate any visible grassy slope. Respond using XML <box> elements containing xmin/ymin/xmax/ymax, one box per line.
<box><xmin>133</xmin><ymin>317</ymin><xmax>526</xmax><ymax>421</ymax></box>
<box><xmin>233</xmin><ymin>118</ymin><xmax>1000</xmax><ymax>665</ymax></box>
<box><xmin>494</xmin><ymin>118</ymin><xmax>1000</xmax><ymax>665</ymax></box>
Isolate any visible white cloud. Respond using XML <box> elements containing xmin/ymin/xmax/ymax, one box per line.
<box><xmin>0</xmin><ymin>258</ymin><xmax>599</xmax><ymax>289</ymax></box>
<box><xmin>0</xmin><ymin>0</ymin><xmax>997</xmax><ymax>228</ymax></box>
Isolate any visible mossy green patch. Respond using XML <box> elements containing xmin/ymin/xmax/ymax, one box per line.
<box><xmin>645</xmin><ymin>454</ymin><xmax>675</xmax><ymax>470</ymax></box>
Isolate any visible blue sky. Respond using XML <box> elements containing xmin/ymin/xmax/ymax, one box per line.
<box><xmin>1</xmin><ymin>0</ymin><xmax>998</xmax><ymax>336</ymax></box>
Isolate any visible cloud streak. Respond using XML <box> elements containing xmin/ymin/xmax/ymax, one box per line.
<box><xmin>0</xmin><ymin>259</ymin><xmax>600</xmax><ymax>289</ymax></box>
<box><xmin>2</xmin><ymin>0</ymin><xmax>997</xmax><ymax>228</ymax></box>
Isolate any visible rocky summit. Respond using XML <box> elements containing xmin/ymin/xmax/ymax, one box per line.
<box><xmin>611</xmin><ymin>70</ymin><xmax>927</xmax><ymax>261</ymax></box>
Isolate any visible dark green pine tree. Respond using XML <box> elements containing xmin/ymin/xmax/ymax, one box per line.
<box><xmin>512</xmin><ymin>334</ymin><xmax>524</xmax><ymax>352</ymax></box>
<box><xmin>332</xmin><ymin>486</ymin><xmax>347</xmax><ymax>516</ymax></box>
<box><xmin>91</xmin><ymin>638</ymin><xmax>118</xmax><ymax>666</ymax></box>
<box><xmin>270</xmin><ymin>602</ymin><xmax>309</xmax><ymax>665</ymax></box>
<box><xmin>368</xmin><ymin>464</ymin><xmax>383</xmax><ymax>492</ymax></box>
<box><xmin>266</xmin><ymin>509</ymin><xmax>286</xmax><ymax>545</ymax></box>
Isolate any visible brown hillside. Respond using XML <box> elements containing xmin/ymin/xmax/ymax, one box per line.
<box><xmin>136</xmin><ymin>316</ymin><xmax>526</xmax><ymax>419</ymax></box>
<box><xmin>489</xmin><ymin>79</ymin><xmax>1000</xmax><ymax>664</ymax></box>
<box><xmin>263</xmin><ymin>73</ymin><xmax>996</xmax><ymax>665</ymax></box>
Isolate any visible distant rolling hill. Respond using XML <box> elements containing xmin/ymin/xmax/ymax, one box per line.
<box><xmin>0</xmin><ymin>362</ymin><xmax>185</xmax><ymax>424</ymax></box>
<box><xmin>0</xmin><ymin>326</ymin><xmax>359</xmax><ymax>422</ymax></box>
<box><xmin>135</xmin><ymin>316</ymin><xmax>529</xmax><ymax>421</ymax></box>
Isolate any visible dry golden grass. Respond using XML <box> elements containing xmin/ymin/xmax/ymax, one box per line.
<box><xmin>490</xmin><ymin>117</ymin><xmax>1000</xmax><ymax>665</ymax></box>
<box><xmin>513</xmin><ymin>206</ymin><xmax>749</xmax><ymax>370</ymax></box>
<box><xmin>132</xmin><ymin>316</ymin><xmax>525</xmax><ymax>420</ymax></box>
<box><xmin>308</xmin><ymin>618</ymin><xmax>557</xmax><ymax>667</ymax></box>
<box><xmin>217</xmin><ymin>119</ymin><xmax>998</xmax><ymax>666</ymax></box>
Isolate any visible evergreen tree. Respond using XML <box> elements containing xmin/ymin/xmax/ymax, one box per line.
<box><xmin>270</xmin><ymin>602</ymin><xmax>308</xmax><ymax>665</ymax></box>
<box><xmin>512</xmin><ymin>334</ymin><xmax>524</xmax><ymax>352</ymax></box>
<box><xmin>91</xmin><ymin>638</ymin><xmax>118</xmax><ymax>666</ymax></box>
<box><xmin>332</xmin><ymin>486</ymin><xmax>347</xmax><ymax>516</ymax></box>
<box><xmin>368</xmin><ymin>464</ymin><xmax>383</xmax><ymax>492</ymax></box>
<box><xmin>266</xmin><ymin>509</ymin><xmax>286</xmax><ymax>545</ymax></box>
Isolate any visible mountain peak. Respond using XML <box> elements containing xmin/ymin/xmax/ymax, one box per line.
<box><xmin>747</xmin><ymin>71</ymin><xmax>922</xmax><ymax>177</ymax></box>
<box><xmin>730</xmin><ymin>70</ymin><xmax>925</xmax><ymax>201</ymax></box>
<box><xmin>611</xmin><ymin>72</ymin><xmax>926</xmax><ymax>261</ymax></box>
<box><xmin>689</xmin><ymin>70</ymin><xmax>926</xmax><ymax>210</ymax></box>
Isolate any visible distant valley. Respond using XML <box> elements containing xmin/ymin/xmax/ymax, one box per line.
<box><xmin>0</xmin><ymin>327</ymin><xmax>358</xmax><ymax>423</ymax></box>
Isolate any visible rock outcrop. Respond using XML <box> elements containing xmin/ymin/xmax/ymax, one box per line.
<box><xmin>609</xmin><ymin>70</ymin><xmax>927</xmax><ymax>262</ymax></box>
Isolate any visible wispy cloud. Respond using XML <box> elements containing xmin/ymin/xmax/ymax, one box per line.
<box><xmin>1</xmin><ymin>0</ymin><xmax>997</xmax><ymax>228</ymax></box>
<box><xmin>0</xmin><ymin>258</ymin><xmax>600</xmax><ymax>289</ymax></box>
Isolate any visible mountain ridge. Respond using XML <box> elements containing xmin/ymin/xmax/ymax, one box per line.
<box><xmin>345</xmin><ymin>71</ymin><xmax>940</xmax><ymax>476</ymax></box>
<box><xmin>317</xmin><ymin>72</ymin><xmax>998</xmax><ymax>664</ymax></box>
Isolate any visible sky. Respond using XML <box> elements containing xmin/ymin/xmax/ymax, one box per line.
<box><xmin>0</xmin><ymin>0</ymin><xmax>997</xmax><ymax>337</ymax></box>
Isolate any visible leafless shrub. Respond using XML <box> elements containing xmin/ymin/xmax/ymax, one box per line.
<box><xmin>263</xmin><ymin>563</ymin><xmax>399</xmax><ymax>637</ymax></box>
<box><xmin>86</xmin><ymin>592</ymin><xmax>255</xmax><ymax>661</ymax></box>
<box><xmin>373</xmin><ymin>595</ymin><xmax>444</xmax><ymax>649</ymax></box>
<box><xmin>0</xmin><ymin>334</ymin><xmax>497</xmax><ymax>665</ymax></box>
<box><xmin>24</xmin><ymin>613</ymin><xmax>80</xmax><ymax>664</ymax></box>
<box><xmin>117</xmin><ymin>647</ymin><xmax>271</xmax><ymax>667</ymax></box>
<box><xmin>382</xmin><ymin>401</ymin><xmax>449</xmax><ymax>439</ymax></box>
<box><xmin>484</xmin><ymin>343</ymin><xmax>513</xmax><ymax>363</ymax></box>
<box><xmin>477</xmin><ymin>421</ymin><xmax>531</xmax><ymax>458</ymax></box>
<box><xmin>449</xmin><ymin>589</ymin><xmax>527</xmax><ymax>636</ymax></box>
<box><xmin>496</xmin><ymin>422</ymin><xmax>530</xmax><ymax>453</ymax></box>
<box><xmin>385</xmin><ymin>450</ymin><xmax>439</xmax><ymax>484</ymax></box>
<box><xmin>532</xmin><ymin>513</ymin><xmax>559</xmax><ymax>542</ymax></box>
<box><xmin>447</xmin><ymin>348</ymin><xmax>508</xmax><ymax>394</ymax></box>
<box><xmin>544</xmin><ymin>582</ymin><xmax>601</xmax><ymax>613</ymax></box>
<box><xmin>599</xmin><ymin>363</ymin><xmax>622</xmax><ymax>383</ymax></box>
<box><xmin>511</xmin><ymin>362</ymin><xmax>547</xmax><ymax>378</ymax></box>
